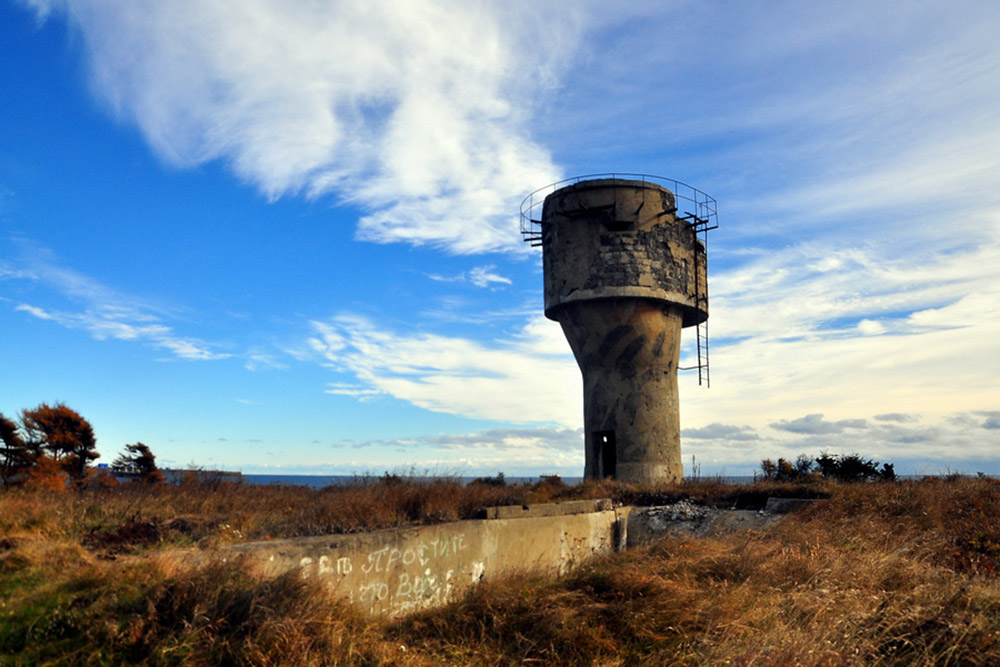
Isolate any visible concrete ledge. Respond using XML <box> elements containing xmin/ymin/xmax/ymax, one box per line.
<box><xmin>481</xmin><ymin>498</ymin><xmax>612</xmax><ymax>519</ymax></box>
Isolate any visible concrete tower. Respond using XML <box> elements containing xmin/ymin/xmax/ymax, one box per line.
<box><xmin>522</xmin><ymin>176</ymin><xmax>714</xmax><ymax>484</ymax></box>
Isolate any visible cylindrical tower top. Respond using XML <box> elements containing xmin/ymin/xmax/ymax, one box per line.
<box><xmin>535</xmin><ymin>177</ymin><xmax>709</xmax><ymax>327</ymax></box>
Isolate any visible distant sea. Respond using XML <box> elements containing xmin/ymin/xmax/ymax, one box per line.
<box><xmin>240</xmin><ymin>474</ymin><xmax>757</xmax><ymax>488</ymax></box>
<box><xmin>236</xmin><ymin>473</ymin><xmax>961</xmax><ymax>488</ymax></box>
<box><xmin>241</xmin><ymin>474</ymin><xmax>585</xmax><ymax>488</ymax></box>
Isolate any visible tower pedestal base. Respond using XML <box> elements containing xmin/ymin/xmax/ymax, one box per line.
<box><xmin>555</xmin><ymin>298</ymin><xmax>684</xmax><ymax>484</ymax></box>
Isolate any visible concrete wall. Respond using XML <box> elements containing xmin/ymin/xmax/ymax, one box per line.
<box><xmin>222</xmin><ymin>499</ymin><xmax>623</xmax><ymax>618</ymax></box>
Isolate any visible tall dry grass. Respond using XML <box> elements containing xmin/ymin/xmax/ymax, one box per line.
<box><xmin>0</xmin><ymin>475</ymin><xmax>540</xmax><ymax>553</ymax></box>
<box><xmin>394</xmin><ymin>477</ymin><xmax>1000</xmax><ymax>665</ymax></box>
<box><xmin>0</xmin><ymin>473</ymin><xmax>831</xmax><ymax>552</ymax></box>
<box><xmin>3</xmin><ymin>475</ymin><xmax>1000</xmax><ymax>664</ymax></box>
<box><xmin>0</xmin><ymin>537</ymin><xmax>413</xmax><ymax>665</ymax></box>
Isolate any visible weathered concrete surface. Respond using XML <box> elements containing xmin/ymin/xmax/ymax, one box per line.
<box><xmin>482</xmin><ymin>498</ymin><xmax>612</xmax><ymax>519</ymax></box>
<box><xmin>221</xmin><ymin>504</ymin><xmax>622</xmax><ymax>618</ymax></box>
<box><xmin>627</xmin><ymin>502</ymin><xmax>771</xmax><ymax>544</ymax></box>
<box><xmin>558</xmin><ymin>299</ymin><xmax>684</xmax><ymax>483</ymax></box>
<box><xmin>540</xmin><ymin>178</ymin><xmax>708</xmax><ymax>484</ymax></box>
<box><xmin>626</xmin><ymin>498</ymin><xmax>821</xmax><ymax>545</ymax></box>
<box><xmin>541</xmin><ymin>179</ymin><xmax>707</xmax><ymax>325</ymax></box>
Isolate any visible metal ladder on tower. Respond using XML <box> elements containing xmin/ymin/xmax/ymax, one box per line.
<box><xmin>677</xmin><ymin>210</ymin><xmax>716</xmax><ymax>387</ymax></box>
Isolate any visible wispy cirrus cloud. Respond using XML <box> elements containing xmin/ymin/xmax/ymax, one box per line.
<box><xmin>339</xmin><ymin>427</ymin><xmax>582</xmax><ymax>453</ymax></box>
<box><xmin>3</xmin><ymin>241</ymin><xmax>227</xmax><ymax>361</ymax></box>
<box><xmin>21</xmin><ymin>2</ymin><xmax>999</xmax><ymax>259</ymax></box>
<box><xmin>320</xmin><ymin>427</ymin><xmax>585</xmax><ymax>475</ymax></box>
<box><xmin>13</xmin><ymin>299</ymin><xmax>226</xmax><ymax>361</ymax></box>
<box><xmin>427</xmin><ymin>264</ymin><xmax>512</xmax><ymax>289</ymax></box>
<box><xmin>681</xmin><ymin>233</ymin><xmax>1000</xmax><ymax>429</ymax></box>
<box><xmin>20</xmin><ymin>0</ymin><xmax>577</xmax><ymax>254</ymax></box>
<box><xmin>324</xmin><ymin>382</ymin><xmax>383</xmax><ymax>400</ymax></box>
<box><xmin>13</xmin><ymin>1</ymin><xmax>1000</xmax><ymax>477</ymax></box>
<box><xmin>708</xmin><ymin>235</ymin><xmax>1000</xmax><ymax>346</ymax></box>
<box><xmin>553</xmin><ymin>2</ymin><xmax>1000</xmax><ymax>235</ymax></box>
<box><xmin>307</xmin><ymin>313</ymin><xmax>578</xmax><ymax>425</ymax></box>
<box><xmin>468</xmin><ymin>265</ymin><xmax>512</xmax><ymax>289</ymax></box>
<box><xmin>424</xmin><ymin>427</ymin><xmax>582</xmax><ymax>452</ymax></box>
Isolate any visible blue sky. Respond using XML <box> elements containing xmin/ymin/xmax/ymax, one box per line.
<box><xmin>2</xmin><ymin>0</ymin><xmax>998</xmax><ymax>477</ymax></box>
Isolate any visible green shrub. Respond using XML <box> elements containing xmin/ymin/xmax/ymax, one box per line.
<box><xmin>762</xmin><ymin>452</ymin><xmax>896</xmax><ymax>483</ymax></box>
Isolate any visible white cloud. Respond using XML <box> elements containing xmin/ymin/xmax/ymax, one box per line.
<box><xmin>303</xmin><ymin>224</ymin><xmax>1000</xmax><ymax>468</ymax></box>
<box><xmin>14</xmin><ymin>1</ymin><xmax>1000</xmax><ymax>475</ymax></box>
<box><xmin>873</xmin><ymin>413</ymin><xmax>920</xmax><ymax>424</ymax></box>
<box><xmin>468</xmin><ymin>265</ymin><xmax>511</xmax><ymax>288</ymax></box>
<box><xmin>856</xmin><ymin>319</ymin><xmax>886</xmax><ymax>336</ymax></box>
<box><xmin>709</xmin><ymin>234</ymin><xmax>1000</xmax><ymax>345</ymax></box>
<box><xmin>342</xmin><ymin>427</ymin><xmax>582</xmax><ymax>453</ymax></box>
<box><xmin>24</xmin><ymin>0</ymin><xmax>575</xmax><ymax>253</ymax></box>
<box><xmin>236</xmin><ymin>426</ymin><xmax>586</xmax><ymax>476</ymax></box>
<box><xmin>427</xmin><ymin>264</ymin><xmax>512</xmax><ymax>288</ymax></box>
<box><xmin>679</xmin><ymin>411</ymin><xmax>1000</xmax><ymax>475</ymax></box>
<box><xmin>15</xmin><ymin>300</ymin><xmax>226</xmax><ymax>361</ymax></box>
<box><xmin>244</xmin><ymin>352</ymin><xmax>288</xmax><ymax>372</ymax></box>
<box><xmin>426</xmin><ymin>273</ymin><xmax>465</xmax><ymax>284</ymax></box>
<box><xmin>14</xmin><ymin>303</ymin><xmax>54</xmax><ymax>320</ymax></box>
<box><xmin>682</xmin><ymin>423</ymin><xmax>760</xmax><ymax>441</ymax></box>
<box><xmin>540</xmin><ymin>2</ymin><xmax>1000</xmax><ymax>251</ymax></box>
<box><xmin>155</xmin><ymin>337</ymin><xmax>226</xmax><ymax>361</ymax></box>
<box><xmin>426</xmin><ymin>427</ymin><xmax>583</xmax><ymax>452</ymax></box>
<box><xmin>770</xmin><ymin>414</ymin><xmax>869</xmax><ymax>435</ymax></box>
<box><xmin>978</xmin><ymin>412</ymin><xmax>1000</xmax><ymax>430</ymax></box>
<box><xmin>683</xmin><ymin>223</ymin><xmax>1000</xmax><ymax>432</ymax></box>
<box><xmin>308</xmin><ymin>313</ymin><xmax>579</xmax><ymax>425</ymax></box>
<box><xmin>511</xmin><ymin>315</ymin><xmax>572</xmax><ymax>357</ymax></box>
<box><xmin>7</xmin><ymin>243</ymin><xmax>229</xmax><ymax>361</ymax></box>
<box><xmin>324</xmin><ymin>383</ymin><xmax>383</xmax><ymax>400</ymax></box>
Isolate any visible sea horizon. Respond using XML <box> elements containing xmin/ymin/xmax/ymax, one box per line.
<box><xmin>238</xmin><ymin>473</ymin><xmax>762</xmax><ymax>488</ymax></box>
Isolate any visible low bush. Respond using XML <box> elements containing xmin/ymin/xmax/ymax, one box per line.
<box><xmin>762</xmin><ymin>451</ymin><xmax>897</xmax><ymax>483</ymax></box>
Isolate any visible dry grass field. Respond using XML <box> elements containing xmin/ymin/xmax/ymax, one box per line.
<box><xmin>2</xmin><ymin>475</ymin><xmax>999</xmax><ymax>665</ymax></box>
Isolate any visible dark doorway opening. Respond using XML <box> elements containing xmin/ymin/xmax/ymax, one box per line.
<box><xmin>593</xmin><ymin>430</ymin><xmax>617</xmax><ymax>479</ymax></box>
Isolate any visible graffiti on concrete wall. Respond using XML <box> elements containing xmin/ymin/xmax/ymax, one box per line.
<box><xmin>298</xmin><ymin>533</ymin><xmax>477</xmax><ymax>615</ymax></box>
